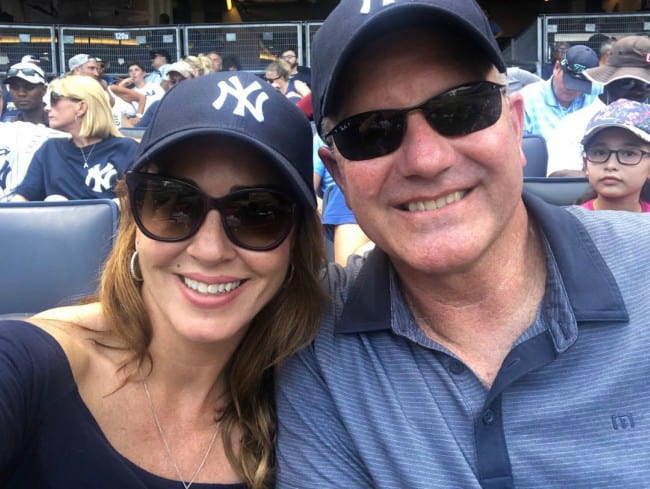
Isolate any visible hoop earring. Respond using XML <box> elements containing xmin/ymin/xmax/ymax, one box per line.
<box><xmin>130</xmin><ymin>250</ymin><xmax>143</xmax><ymax>282</ymax></box>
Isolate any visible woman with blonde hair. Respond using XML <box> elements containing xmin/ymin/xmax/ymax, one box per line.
<box><xmin>264</xmin><ymin>59</ymin><xmax>310</xmax><ymax>105</ymax></box>
<box><xmin>0</xmin><ymin>71</ymin><xmax>325</xmax><ymax>489</ymax></box>
<box><xmin>11</xmin><ymin>75</ymin><xmax>138</xmax><ymax>201</ymax></box>
<box><xmin>185</xmin><ymin>55</ymin><xmax>211</xmax><ymax>77</ymax></box>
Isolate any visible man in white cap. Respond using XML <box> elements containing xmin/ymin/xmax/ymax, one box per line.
<box><xmin>68</xmin><ymin>54</ymin><xmax>100</xmax><ymax>79</ymax></box>
<box><xmin>4</xmin><ymin>62</ymin><xmax>48</xmax><ymax>125</ymax></box>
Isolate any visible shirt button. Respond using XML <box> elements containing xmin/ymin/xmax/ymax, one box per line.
<box><xmin>449</xmin><ymin>360</ymin><xmax>465</xmax><ymax>375</ymax></box>
<box><xmin>482</xmin><ymin>409</ymin><xmax>495</xmax><ymax>425</ymax></box>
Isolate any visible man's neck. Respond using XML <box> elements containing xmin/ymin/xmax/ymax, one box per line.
<box><xmin>396</xmin><ymin>208</ymin><xmax>547</xmax><ymax>387</ymax></box>
<box><xmin>20</xmin><ymin>109</ymin><xmax>47</xmax><ymax>125</ymax></box>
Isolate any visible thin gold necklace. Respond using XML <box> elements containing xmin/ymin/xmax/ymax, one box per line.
<box><xmin>79</xmin><ymin>143</ymin><xmax>96</xmax><ymax>168</ymax></box>
<box><xmin>140</xmin><ymin>371</ymin><xmax>219</xmax><ymax>489</ymax></box>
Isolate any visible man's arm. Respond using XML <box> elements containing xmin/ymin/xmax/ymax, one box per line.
<box><xmin>275</xmin><ymin>346</ymin><xmax>373</xmax><ymax>488</ymax></box>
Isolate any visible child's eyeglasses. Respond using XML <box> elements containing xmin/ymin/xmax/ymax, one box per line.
<box><xmin>585</xmin><ymin>147</ymin><xmax>650</xmax><ymax>166</ymax></box>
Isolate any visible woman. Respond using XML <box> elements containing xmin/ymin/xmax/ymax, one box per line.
<box><xmin>264</xmin><ymin>59</ymin><xmax>310</xmax><ymax>105</ymax></box>
<box><xmin>11</xmin><ymin>75</ymin><xmax>138</xmax><ymax>201</ymax></box>
<box><xmin>0</xmin><ymin>71</ymin><xmax>325</xmax><ymax>488</ymax></box>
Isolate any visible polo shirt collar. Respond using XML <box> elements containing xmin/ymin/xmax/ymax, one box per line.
<box><xmin>335</xmin><ymin>192</ymin><xmax>628</xmax><ymax>334</ymax></box>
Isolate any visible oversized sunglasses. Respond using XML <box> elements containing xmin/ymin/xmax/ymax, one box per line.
<box><xmin>49</xmin><ymin>91</ymin><xmax>82</xmax><ymax>106</ymax></box>
<box><xmin>325</xmin><ymin>81</ymin><xmax>505</xmax><ymax>161</ymax></box>
<box><xmin>126</xmin><ymin>172</ymin><xmax>297</xmax><ymax>251</ymax></box>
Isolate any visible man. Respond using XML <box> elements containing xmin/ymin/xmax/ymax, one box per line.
<box><xmin>541</xmin><ymin>41</ymin><xmax>569</xmax><ymax>80</ymax></box>
<box><xmin>275</xmin><ymin>0</ymin><xmax>650</xmax><ymax>487</ymax></box>
<box><xmin>546</xmin><ymin>35</ymin><xmax>650</xmax><ymax>175</ymax></box>
<box><xmin>280</xmin><ymin>48</ymin><xmax>311</xmax><ymax>86</ymax></box>
<box><xmin>4</xmin><ymin>62</ymin><xmax>48</xmax><ymax>125</ymax></box>
<box><xmin>68</xmin><ymin>54</ymin><xmax>100</xmax><ymax>78</ymax></box>
<box><xmin>521</xmin><ymin>44</ymin><xmax>600</xmax><ymax>141</ymax></box>
<box><xmin>146</xmin><ymin>49</ymin><xmax>171</xmax><ymax>85</ymax></box>
<box><xmin>206</xmin><ymin>51</ymin><xmax>222</xmax><ymax>72</ymax></box>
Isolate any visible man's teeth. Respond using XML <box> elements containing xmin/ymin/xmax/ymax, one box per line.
<box><xmin>407</xmin><ymin>190</ymin><xmax>466</xmax><ymax>212</ymax></box>
<box><xmin>183</xmin><ymin>277</ymin><xmax>242</xmax><ymax>295</ymax></box>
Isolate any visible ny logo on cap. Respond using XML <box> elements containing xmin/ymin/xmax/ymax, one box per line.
<box><xmin>360</xmin><ymin>0</ymin><xmax>395</xmax><ymax>14</ymax></box>
<box><xmin>213</xmin><ymin>75</ymin><xmax>269</xmax><ymax>123</ymax></box>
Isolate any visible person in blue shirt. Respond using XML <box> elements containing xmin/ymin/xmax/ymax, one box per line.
<box><xmin>520</xmin><ymin>44</ymin><xmax>601</xmax><ymax>141</ymax></box>
<box><xmin>11</xmin><ymin>75</ymin><xmax>137</xmax><ymax>201</ymax></box>
<box><xmin>0</xmin><ymin>71</ymin><xmax>325</xmax><ymax>489</ymax></box>
<box><xmin>274</xmin><ymin>1</ymin><xmax>650</xmax><ymax>487</ymax></box>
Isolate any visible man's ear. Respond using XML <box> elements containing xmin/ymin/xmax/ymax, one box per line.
<box><xmin>317</xmin><ymin>145</ymin><xmax>346</xmax><ymax>191</ymax></box>
<box><xmin>506</xmin><ymin>92</ymin><xmax>526</xmax><ymax>168</ymax></box>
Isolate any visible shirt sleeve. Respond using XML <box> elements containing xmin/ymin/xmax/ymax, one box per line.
<box><xmin>275</xmin><ymin>339</ymin><xmax>372</xmax><ymax>488</ymax></box>
<box><xmin>13</xmin><ymin>143</ymin><xmax>47</xmax><ymax>200</ymax></box>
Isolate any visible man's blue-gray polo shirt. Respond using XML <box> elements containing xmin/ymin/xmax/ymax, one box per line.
<box><xmin>276</xmin><ymin>193</ymin><xmax>650</xmax><ymax>489</ymax></box>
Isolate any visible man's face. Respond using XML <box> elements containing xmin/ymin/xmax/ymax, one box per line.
<box><xmin>151</xmin><ymin>54</ymin><xmax>167</xmax><ymax>70</ymax></box>
<box><xmin>75</xmin><ymin>60</ymin><xmax>100</xmax><ymax>79</ymax></box>
<box><xmin>7</xmin><ymin>78</ymin><xmax>46</xmax><ymax>111</ymax></box>
<box><xmin>208</xmin><ymin>53</ymin><xmax>222</xmax><ymax>72</ymax></box>
<box><xmin>325</xmin><ymin>28</ymin><xmax>526</xmax><ymax>276</ymax></box>
<box><xmin>552</xmin><ymin>64</ymin><xmax>582</xmax><ymax>106</ymax></box>
<box><xmin>281</xmin><ymin>50</ymin><xmax>298</xmax><ymax>69</ymax></box>
<box><xmin>605</xmin><ymin>77</ymin><xmax>650</xmax><ymax>103</ymax></box>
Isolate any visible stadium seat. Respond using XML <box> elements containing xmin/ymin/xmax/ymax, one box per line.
<box><xmin>0</xmin><ymin>199</ymin><xmax>119</xmax><ymax>316</ymax></box>
<box><xmin>523</xmin><ymin>177</ymin><xmax>592</xmax><ymax>206</ymax></box>
<box><xmin>521</xmin><ymin>135</ymin><xmax>548</xmax><ymax>178</ymax></box>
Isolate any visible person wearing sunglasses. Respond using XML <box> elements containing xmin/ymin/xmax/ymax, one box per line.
<box><xmin>275</xmin><ymin>1</ymin><xmax>650</xmax><ymax>488</ymax></box>
<box><xmin>0</xmin><ymin>71</ymin><xmax>325</xmax><ymax>488</ymax></box>
<box><xmin>520</xmin><ymin>44</ymin><xmax>601</xmax><ymax>143</ymax></box>
<box><xmin>10</xmin><ymin>75</ymin><xmax>138</xmax><ymax>202</ymax></box>
<box><xmin>547</xmin><ymin>35</ymin><xmax>650</xmax><ymax>176</ymax></box>
<box><xmin>4</xmin><ymin>62</ymin><xmax>48</xmax><ymax>125</ymax></box>
<box><xmin>264</xmin><ymin>59</ymin><xmax>310</xmax><ymax>105</ymax></box>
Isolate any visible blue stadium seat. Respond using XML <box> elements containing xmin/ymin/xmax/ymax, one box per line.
<box><xmin>522</xmin><ymin>135</ymin><xmax>548</xmax><ymax>178</ymax></box>
<box><xmin>0</xmin><ymin>199</ymin><xmax>119</xmax><ymax>316</ymax></box>
<box><xmin>523</xmin><ymin>177</ymin><xmax>592</xmax><ymax>206</ymax></box>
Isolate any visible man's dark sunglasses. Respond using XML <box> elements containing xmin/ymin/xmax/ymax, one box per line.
<box><xmin>126</xmin><ymin>172</ymin><xmax>297</xmax><ymax>251</ymax></box>
<box><xmin>50</xmin><ymin>91</ymin><xmax>82</xmax><ymax>106</ymax></box>
<box><xmin>325</xmin><ymin>81</ymin><xmax>505</xmax><ymax>161</ymax></box>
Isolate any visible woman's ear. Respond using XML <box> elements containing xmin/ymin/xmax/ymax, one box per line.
<box><xmin>76</xmin><ymin>100</ymin><xmax>89</xmax><ymax>119</ymax></box>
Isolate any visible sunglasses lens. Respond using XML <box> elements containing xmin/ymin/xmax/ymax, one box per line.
<box><xmin>221</xmin><ymin>190</ymin><xmax>295</xmax><ymax>251</ymax></box>
<box><xmin>428</xmin><ymin>83</ymin><xmax>503</xmax><ymax>136</ymax></box>
<box><xmin>330</xmin><ymin>81</ymin><xmax>503</xmax><ymax>160</ymax></box>
<box><xmin>332</xmin><ymin>111</ymin><xmax>405</xmax><ymax>160</ymax></box>
<box><xmin>129</xmin><ymin>174</ymin><xmax>205</xmax><ymax>241</ymax></box>
<box><xmin>127</xmin><ymin>174</ymin><xmax>295</xmax><ymax>250</ymax></box>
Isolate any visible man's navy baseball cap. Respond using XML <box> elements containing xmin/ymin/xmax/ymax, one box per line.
<box><xmin>132</xmin><ymin>71</ymin><xmax>315</xmax><ymax>209</ymax></box>
<box><xmin>561</xmin><ymin>45</ymin><xmax>599</xmax><ymax>94</ymax></box>
<box><xmin>310</xmin><ymin>0</ymin><xmax>507</xmax><ymax>136</ymax></box>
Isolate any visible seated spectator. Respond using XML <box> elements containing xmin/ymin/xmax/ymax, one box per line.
<box><xmin>281</xmin><ymin>48</ymin><xmax>311</xmax><ymax>86</ymax></box>
<box><xmin>521</xmin><ymin>44</ymin><xmax>601</xmax><ymax>141</ymax></box>
<box><xmin>146</xmin><ymin>49</ymin><xmax>171</xmax><ymax>85</ymax></box>
<box><xmin>541</xmin><ymin>42</ymin><xmax>569</xmax><ymax>80</ymax></box>
<box><xmin>313</xmin><ymin>134</ymin><xmax>372</xmax><ymax>265</ymax></box>
<box><xmin>117</xmin><ymin>61</ymin><xmax>165</xmax><ymax>113</ymax></box>
<box><xmin>546</xmin><ymin>36</ymin><xmax>650</xmax><ymax>175</ymax></box>
<box><xmin>68</xmin><ymin>54</ymin><xmax>101</xmax><ymax>78</ymax></box>
<box><xmin>578</xmin><ymin>99</ymin><xmax>650</xmax><ymax>212</ymax></box>
<box><xmin>222</xmin><ymin>55</ymin><xmax>242</xmax><ymax>72</ymax></box>
<box><xmin>265</xmin><ymin>59</ymin><xmax>310</xmax><ymax>105</ymax></box>
<box><xmin>506</xmin><ymin>66</ymin><xmax>542</xmax><ymax>93</ymax></box>
<box><xmin>184</xmin><ymin>55</ymin><xmax>211</xmax><ymax>76</ymax></box>
<box><xmin>165</xmin><ymin>60</ymin><xmax>195</xmax><ymax>88</ymax></box>
<box><xmin>4</xmin><ymin>62</ymin><xmax>48</xmax><ymax>125</ymax></box>
<box><xmin>11</xmin><ymin>75</ymin><xmax>137</xmax><ymax>202</ymax></box>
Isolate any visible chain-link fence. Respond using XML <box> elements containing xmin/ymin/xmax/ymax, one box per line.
<box><xmin>59</xmin><ymin>26</ymin><xmax>181</xmax><ymax>77</ymax></box>
<box><xmin>184</xmin><ymin>23</ymin><xmax>303</xmax><ymax>72</ymax></box>
<box><xmin>541</xmin><ymin>13</ymin><xmax>650</xmax><ymax>63</ymax></box>
<box><xmin>304</xmin><ymin>22</ymin><xmax>322</xmax><ymax>68</ymax></box>
<box><xmin>0</xmin><ymin>24</ymin><xmax>57</xmax><ymax>75</ymax></box>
